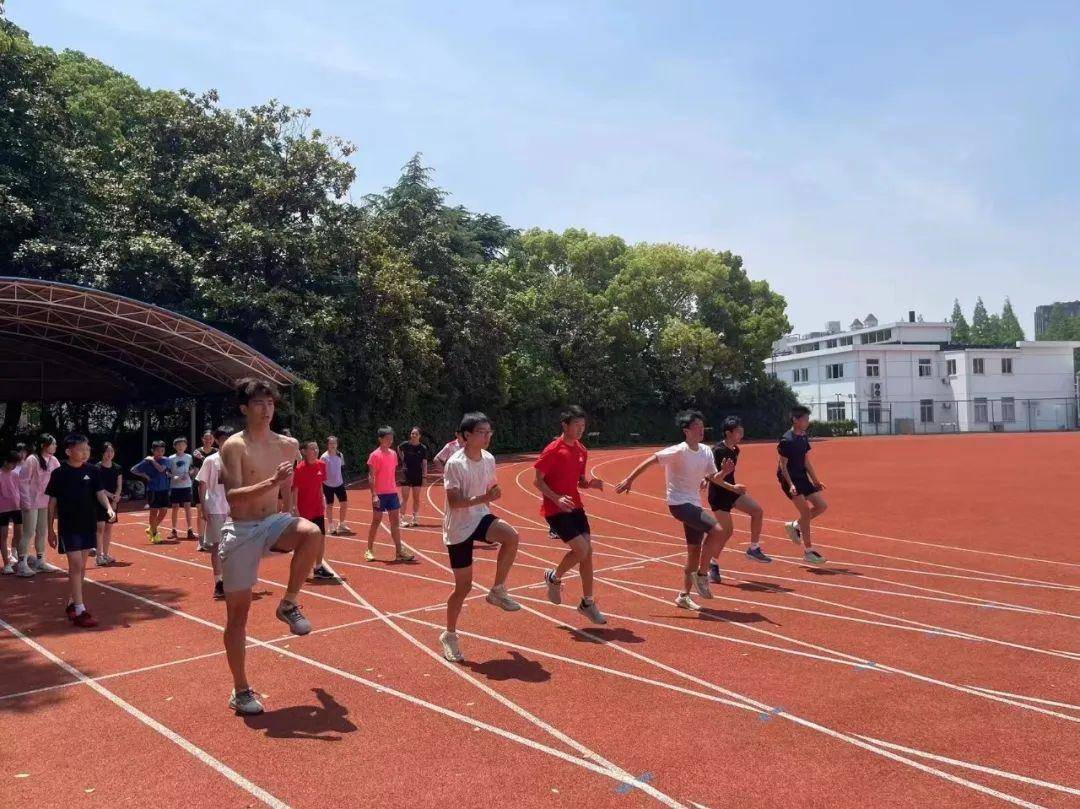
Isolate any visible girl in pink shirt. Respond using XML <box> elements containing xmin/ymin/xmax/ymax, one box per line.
<box><xmin>364</xmin><ymin>426</ymin><xmax>414</xmax><ymax>563</ymax></box>
<box><xmin>1</xmin><ymin>451</ymin><xmax>23</xmax><ymax>575</ymax></box>
<box><xmin>19</xmin><ymin>434</ymin><xmax>59</xmax><ymax>571</ymax></box>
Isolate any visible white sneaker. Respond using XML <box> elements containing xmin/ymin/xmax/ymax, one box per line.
<box><xmin>16</xmin><ymin>559</ymin><xmax>36</xmax><ymax>577</ymax></box>
<box><xmin>803</xmin><ymin>549</ymin><xmax>826</xmax><ymax>565</ymax></box>
<box><xmin>784</xmin><ymin>521</ymin><xmax>802</xmax><ymax>545</ymax></box>
<box><xmin>95</xmin><ymin>554</ymin><xmax>111</xmax><ymax>567</ymax></box>
<box><xmin>675</xmin><ymin>592</ymin><xmax>699</xmax><ymax>610</ymax></box>
<box><xmin>691</xmin><ymin>572</ymin><xmax>713</xmax><ymax>599</ymax></box>
<box><xmin>228</xmin><ymin>688</ymin><xmax>264</xmax><ymax>715</ymax></box>
<box><xmin>544</xmin><ymin>570</ymin><xmax>562</xmax><ymax>605</ymax></box>
<box><xmin>577</xmin><ymin>599</ymin><xmax>607</xmax><ymax>625</ymax></box>
<box><xmin>439</xmin><ymin>630</ymin><xmax>464</xmax><ymax>662</ymax></box>
<box><xmin>2</xmin><ymin>562</ymin><xmax>13</xmax><ymax>575</ymax></box>
<box><xmin>485</xmin><ymin>585</ymin><xmax>522</xmax><ymax>612</ymax></box>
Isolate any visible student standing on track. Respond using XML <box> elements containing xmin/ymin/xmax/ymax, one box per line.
<box><xmin>130</xmin><ymin>442</ymin><xmax>172</xmax><ymax>544</ymax></box>
<box><xmin>365</xmin><ymin>427</ymin><xmax>414</xmax><ymax>562</ymax></box>
<box><xmin>398</xmin><ymin>426</ymin><xmax>429</xmax><ymax>527</ymax></box>
<box><xmin>438</xmin><ymin>412</ymin><xmax>522</xmax><ymax>663</ymax></box>
<box><xmin>533</xmin><ymin>405</ymin><xmax>607</xmax><ymax>624</ymax></box>
<box><xmin>432</xmin><ymin>431</ymin><xmax>463</xmax><ymax>473</ymax></box>
<box><xmin>218</xmin><ymin>378</ymin><xmax>323</xmax><ymax>716</ymax></box>
<box><xmin>196</xmin><ymin>425</ymin><xmax>233</xmax><ymax>600</ymax></box>
<box><xmin>19</xmin><ymin>433</ymin><xmax>59</xmax><ymax>573</ymax></box>
<box><xmin>614</xmin><ymin>410</ymin><xmax>735</xmax><ymax>610</ymax></box>
<box><xmin>293</xmin><ymin>439</ymin><xmax>337</xmax><ymax>580</ymax></box>
<box><xmin>192</xmin><ymin>430</ymin><xmax>217</xmax><ymax>548</ymax></box>
<box><xmin>46</xmin><ymin>433</ymin><xmax>116</xmax><ymax>628</ymax></box>
<box><xmin>167</xmin><ymin>437</ymin><xmax>196</xmax><ymax>541</ymax></box>
<box><xmin>321</xmin><ymin>436</ymin><xmax>351</xmax><ymax>535</ymax></box>
<box><xmin>705</xmin><ymin>416</ymin><xmax>771</xmax><ymax>583</ymax></box>
<box><xmin>93</xmin><ymin>442</ymin><xmax>122</xmax><ymax>567</ymax></box>
<box><xmin>777</xmin><ymin>405</ymin><xmax>828</xmax><ymax>565</ymax></box>
<box><xmin>1</xmin><ymin>451</ymin><xmax>23</xmax><ymax>575</ymax></box>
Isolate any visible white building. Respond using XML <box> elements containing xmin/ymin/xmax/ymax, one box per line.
<box><xmin>764</xmin><ymin>314</ymin><xmax>1080</xmax><ymax>433</ymax></box>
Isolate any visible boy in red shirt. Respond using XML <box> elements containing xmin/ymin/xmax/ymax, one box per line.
<box><xmin>292</xmin><ymin>440</ymin><xmax>336</xmax><ymax>580</ymax></box>
<box><xmin>532</xmin><ymin>406</ymin><xmax>607</xmax><ymax>624</ymax></box>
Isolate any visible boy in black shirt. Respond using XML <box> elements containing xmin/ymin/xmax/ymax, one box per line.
<box><xmin>776</xmin><ymin>406</ymin><xmax>828</xmax><ymax>564</ymax></box>
<box><xmin>706</xmin><ymin>416</ymin><xmax>771</xmax><ymax>583</ymax></box>
<box><xmin>46</xmin><ymin>434</ymin><xmax>116</xmax><ymax>628</ymax></box>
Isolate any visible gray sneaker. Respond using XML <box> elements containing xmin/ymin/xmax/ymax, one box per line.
<box><xmin>784</xmin><ymin>521</ymin><xmax>802</xmax><ymax>545</ymax></box>
<box><xmin>803</xmin><ymin>549</ymin><xmax>826</xmax><ymax>565</ymax></box>
<box><xmin>577</xmin><ymin>599</ymin><xmax>607</xmax><ymax>625</ymax></box>
<box><xmin>16</xmin><ymin>559</ymin><xmax>36</xmax><ymax>577</ymax></box>
<box><xmin>675</xmin><ymin>592</ymin><xmax>699</xmax><ymax>611</ymax></box>
<box><xmin>485</xmin><ymin>585</ymin><xmax>522</xmax><ymax>612</ymax></box>
<box><xmin>439</xmin><ymin>630</ymin><xmax>464</xmax><ymax>662</ymax></box>
<box><xmin>275</xmin><ymin>601</ymin><xmax>312</xmax><ymax>635</ymax></box>
<box><xmin>544</xmin><ymin>570</ymin><xmax>562</xmax><ymax>605</ymax></box>
<box><xmin>228</xmin><ymin>688</ymin><xmax>264</xmax><ymax>715</ymax></box>
<box><xmin>691</xmin><ymin>571</ymin><xmax>713</xmax><ymax>599</ymax></box>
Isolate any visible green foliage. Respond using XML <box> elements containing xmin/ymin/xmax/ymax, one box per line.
<box><xmin>809</xmin><ymin>419</ymin><xmax>857</xmax><ymax>438</ymax></box>
<box><xmin>1040</xmin><ymin>304</ymin><xmax>1080</xmax><ymax>341</ymax></box>
<box><xmin>949</xmin><ymin>299</ymin><xmax>970</xmax><ymax>342</ymax></box>
<box><xmin>999</xmin><ymin>298</ymin><xmax>1025</xmax><ymax>343</ymax></box>
<box><xmin>0</xmin><ymin>18</ymin><xmax>795</xmax><ymax>460</ymax></box>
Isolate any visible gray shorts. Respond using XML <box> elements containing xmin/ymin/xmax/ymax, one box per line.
<box><xmin>218</xmin><ymin>513</ymin><xmax>298</xmax><ymax>593</ymax></box>
<box><xmin>668</xmin><ymin>503</ymin><xmax>718</xmax><ymax>546</ymax></box>
<box><xmin>203</xmin><ymin>513</ymin><xmax>227</xmax><ymax>547</ymax></box>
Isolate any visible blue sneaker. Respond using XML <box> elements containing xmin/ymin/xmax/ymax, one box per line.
<box><xmin>746</xmin><ymin>546</ymin><xmax>772</xmax><ymax>564</ymax></box>
<box><xmin>708</xmin><ymin>562</ymin><xmax>722</xmax><ymax>584</ymax></box>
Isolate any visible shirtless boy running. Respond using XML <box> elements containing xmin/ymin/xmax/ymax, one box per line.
<box><xmin>218</xmin><ymin>378</ymin><xmax>323</xmax><ymax>716</ymax></box>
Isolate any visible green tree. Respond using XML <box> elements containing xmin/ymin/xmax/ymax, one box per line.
<box><xmin>949</xmin><ymin>299</ymin><xmax>970</xmax><ymax>342</ymax></box>
<box><xmin>1041</xmin><ymin>304</ymin><xmax>1080</xmax><ymax>341</ymax></box>
<box><xmin>969</xmin><ymin>297</ymin><xmax>1000</xmax><ymax>343</ymax></box>
<box><xmin>999</xmin><ymin>298</ymin><xmax>1026</xmax><ymax>343</ymax></box>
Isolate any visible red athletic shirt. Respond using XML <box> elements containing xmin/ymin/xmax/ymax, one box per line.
<box><xmin>292</xmin><ymin>460</ymin><xmax>327</xmax><ymax>520</ymax></box>
<box><xmin>533</xmin><ymin>437</ymin><xmax>588</xmax><ymax>517</ymax></box>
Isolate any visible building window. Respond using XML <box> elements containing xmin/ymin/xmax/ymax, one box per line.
<box><xmin>866</xmin><ymin>359</ymin><xmax>880</xmax><ymax>377</ymax></box>
<box><xmin>1001</xmin><ymin>357</ymin><xmax>1013</xmax><ymax>374</ymax></box>
<box><xmin>918</xmin><ymin>358</ymin><xmax>932</xmax><ymax>377</ymax></box>
<box><xmin>860</xmin><ymin>328</ymin><xmax>894</xmax><ymax>344</ymax></box>
<box><xmin>792</xmin><ymin>368</ymin><xmax>808</xmax><ymax>383</ymax></box>
<box><xmin>946</xmin><ymin>359</ymin><xmax>957</xmax><ymax>376</ymax></box>
<box><xmin>826</xmin><ymin>363</ymin><xmax>844</xmax><ymax>379</ymax></box>
<box><xmin>867</xmin><ymin>401</ymin><xmax>882</xmax><ymax>424</ymax></box>
<box><xmin>920</xmin><ymin>399</ymin><xmax>934</xmax><ymax>423</ymax></box>
<box><xmin>972</xmin><ymin>358</ymin><xmax>985</xmax><ymax>374</ymax></box>
<box><xmin>1002</xmin><ymin>397</ymin><xmax>1015</xmax><ymax>422</ymax></box>
<box><xmin>826</xmin><ymin>402</ymin><xmax>846</xmax><ymax>421</ymax></box>
<box><xmin>974</xmin><ymin>397</ymin><xmax>988</xmax><ymax>423</ymax></box>
<box><xmin>839</xmin><ymin>336</ymin><xmax>854</xmax><ymax>346</ymax></box>
<box><xmin>826</xmin><ymin>339</ymin><xmax>838</xmax><ymax>348</ymax></box>
<box><xmin>794</xmin><ymin>342</ymin><xmax>820</xmax><ymax>354</ymax></box>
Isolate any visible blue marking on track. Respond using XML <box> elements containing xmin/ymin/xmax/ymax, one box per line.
<box><xmin>615</xmin><ymin>772</ymin><xmax>654</xmax><ymax>795</ymax></box>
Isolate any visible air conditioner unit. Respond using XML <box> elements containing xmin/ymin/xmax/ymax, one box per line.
<box><xmin>942</xmin><ymin>401</ymin><xmax>952</xmax><ymax>410</ymax></box>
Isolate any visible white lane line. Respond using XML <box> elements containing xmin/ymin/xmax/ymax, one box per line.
<box><xmin>0</xmin><ymin>615</ymin><xmax>290</xmax><ymax>809</ymax></box>
<box><xmin>965</xmin><ymin>687</ymin><xmax>1080</xmax><ymax>712</ymax></box>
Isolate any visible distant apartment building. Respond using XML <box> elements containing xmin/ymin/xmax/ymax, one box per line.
<box><xmin>1034</xmin><ymin>300</ymin><xmax>1080</xmax><ymax>339</ymax></box>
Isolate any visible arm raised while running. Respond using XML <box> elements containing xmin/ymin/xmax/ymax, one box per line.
<box><xmin>534</xmin><ymin>469</ymin><xmax>574</xmax><ymax>512</ymax></box>
<box><xmin>445</xmin><ymin>459</ymin><xmax>500</xmax><ymax>508</ymax></box>
<box><xmin>614</xmin><ymin>455</ymin><xmax>658</xmax><ymax>494</ymax></box>
<box><xmin>220</xmin><ymin>439</ymin><xmax>293</xmax><ymax>506</ymax></box>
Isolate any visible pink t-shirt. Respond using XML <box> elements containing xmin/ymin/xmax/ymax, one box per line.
<box><xmin>367</xmin><ymin>448</ymin><xmax>399</xmax><ymax>495</ymax></box>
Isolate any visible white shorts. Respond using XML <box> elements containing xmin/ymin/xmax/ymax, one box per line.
<box><xmin>203</xmin><ymin>513</ymin><xmax>227</xmax><ymax>546</ymax></box>
<box><xmin>218</xmin><ymin>513</ymin><xmax>298</xmax><ymax>593</ymax></box>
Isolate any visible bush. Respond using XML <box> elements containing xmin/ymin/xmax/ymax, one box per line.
<box><xmin>809</xmin><ymin>419</ymin><xmax>857</xmax><ymax>437</ymax></box>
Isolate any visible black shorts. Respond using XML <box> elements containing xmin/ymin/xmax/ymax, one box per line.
<box><xmin>446</xmin><ymin>514</ymin><xmax>498</xmax><ymax>569</ymax></box>
<box><xmin>191</xmin><ymin>480</ymin><xmax>201</xmax><ymax>504</ymax></box>
<box><xmin>667</xmin><ymin>503</ymin><xmax>718</xmax><ymax>546</ymax></box>
<box><xmin>403</xmin><ymin>469</ymin><xmax>424</xmax><ymax>488</ymax></box>
<box><xmin>707</xmin><ymin>487</ymin><xmax>740</xmax><ymax>513</ymax></box>
<box><xmin>0</xmin><ymin>509</ymin><xmax>22</xmax><ymax>527</ymax></box>
<box><xmin>323</xmin><ymin>484</ymin><xmax>348</xmax><ymax>504</ymax></box>
<box><xmin>778</xmin><ymin>472</ymin><xmax>820</xmax><ymax>499</ymax></box>
<box><xmin>95</xmin><ymin>505</ymin><xmax>117</xmax><ymax>524</ymax></box>
<box><xmin>307</xmin><ymin>515</ymin><xmax>326</xmax><ymax>535</ymax></box>
<box><xmin>544</xmin><ymin>509</ymin><xmax>591</xmax><ymax>542</ymax></box>
<box><xmin>170</xmin><ymin>488</ymin><xmax>193</xmax><ymax>506</ymax></box>
<box><xmin>147</xmin><ymin>490</ymin><xmax>171</xmax><ymax>509</ymax></box>
<box><xmin>58</xmin><ymin>532</ymin><xmax>97</xmax><ymax>554</ymax></box>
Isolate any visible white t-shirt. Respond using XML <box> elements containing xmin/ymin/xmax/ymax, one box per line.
<box><xmin>169</xmin><ymin>453</ymin><xmax>194</xmax><ymax>488</ymax></box>
<box><xmin>442</xmin><ymin>449</ymin><xmax>497</xmax><ymax>545</ymax></box>
<box><xmin>195</xmin><ymin>454</ymin><xmax>229</xmax><ymax>516</ymax></box>
<box><xmin>434</xmin><ymin>439</ymin><xmax>463</xmax><ymax>465</ymax></box>
<box><xmin>321</xmin><ymin>451</ymin><xmax>345</xmax><ymax>487</ymax></box>
<box><xmin>655</xmin><ymin>442</ymin><xmax>717</xmax><ymax>506</ymax></box>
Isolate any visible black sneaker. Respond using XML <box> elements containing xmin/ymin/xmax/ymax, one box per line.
<box><xmin>213</xmin><ymin>581</ymin><xmax>225</xmax><ymax>600</ymax></box>
<box><xmin>312</xmin><ymin>565</ymin><xmax>336</xmax><ymax>581</ymax></box>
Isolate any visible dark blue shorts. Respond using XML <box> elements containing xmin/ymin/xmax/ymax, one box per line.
<box><xmin>58</xmin><ymin>532</ymin><xmax>97</xmax><ymax>554</ymax></box>
<box><xmin>170</xmin><ymin>487</ymin><xmax>193</xmax><ymax>506</ymax></box>
<box><xmin>778</xmin><ymin>472</ymin><xmax>821</xmax><ymax>499</ymax></box>
<box><xmin>374</xmin><ymin>493</ymin><xmax>401</xmax><ymax>512</ymax></box>
<box><xmin>147</xmin><ymin>490</ymin><xmax>171</xmax><ymax>509</ymax></box>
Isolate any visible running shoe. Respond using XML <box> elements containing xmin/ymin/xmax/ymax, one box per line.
<box><xmin>197</xmin><ymin>542</ymin><xmax>212</xmax><ymax>553</ymax></box>
<box><xmin>167</xmin><ymin>529</ymin><xmax>178</xmax><ymax>540</ymax></box>
<box><xmin>410</xmin><ymin>515</ymin><xmax>420</xmax><ymax>527</ymax></box>
<box><xmin>544</xmin><ymin>569</ymin><xmax>562</xmax><ymax>605</ymax></box>
<box><xmin>72</xmin><ymin>610</ymin><xmax>98</xmax><ymax>628</ymax></box>
<box><xmin>312</xmin><ymin>565</ymin><xmax>336</xmax><ymax>580</ymax></box>
<box><xmin>577</xmin><ymin>598</ymin><xmax>607</xmax><ymax>625</ymax></box>
<box><xmin>148</xmin><ymin>531</ymin><xmax>164</xmax><ymax>545</ymax></box>
<box><xmin>364</xmin><ymin>548</ymin><xmax>376</xmax><ymax>562</ymax></box>
<box><xmin>15</xmin><ymin>559</ymin><xmax>35</xmax><ymax>577</ymax></box>
<box><xmin>401</xmin><ymin>518</ymin><xmax>413</xmax><ymax>528</ymax></box>
<box><xmin>485</xmin><ymin>585</ymin><xmax>522</xmax><ymax>612</ymax></box>
<box><xmin>88</xmin><ymin>548</ymin><xmax>96</xmax><ymax>558</ymax></box>
<box><xmin>803</xmin><ymin>549</ymin><xmax>826</xmax><ymax>565</ymax></box>
<box><xmin>229</xmin><ymin>688</ymin><xmax>264</xmax><ymax>715</ymax></box>
<box><xmin>708</xmin><ymin>562</ymin><xmax>722</xmax><ymax>584</ymax></box>
<box><xmin>187</xmin><ymin>529</ymin><xmax>198</xmax><ymax>541</ymax></box>
<box><xmin>275</xmin><ymin>601</ymin><xmax>312</xmax><ymax>635</ymax></box>
<box><xmin>784</xmin><ymin>521</ymin><xmax>802</xmax><ymax>545</ymax></box>
<box><xmin>31</xmin><ymin>555</ymin><xmax>46</xmax><ymax>571</ymax></box>
<box><xmin>691</xmin><ymin>571</ymin><xmax>713</xmax><ymax>599</ymax></box>
<box><xmin>95</xmin><ymin>554</ymin><xmax>112</xmax><ymax>567</ymax></box>
<box><xmin>439</xmin><ymin>630</ymin><xmax>464</xmax><ymax>663</ymax></box>
<box><xmin>674</xmin><ymin>592</ymin><xmax>699</xmax><ymax>611</ymax></box>
<box><xmin>65</xmin><ymin>602</ymin><xmax>77</xmax><ymax>620</ymax></box>
<box><xmin>213</xmin><ymin>580</ymin><xmax>225</xmax><ymax>600</ymax></box>
<box><xmin>746</xmin><ymin>546</ymin><xmax>772</xmax><ymax>564</ymax></box>
<box><xmin>395</xmin><ymin>547</ymin><xmax>416</xmax><ymax>562</ymax></box>
<box><xmin>2</xmin><ymin>561</ymin><xmax>13</xmax><ymax>575</ymax></box>
<box><xmin>338</xmin><ymin>524</ymin><xmax>354</xmax><ymax>535</ymax></box>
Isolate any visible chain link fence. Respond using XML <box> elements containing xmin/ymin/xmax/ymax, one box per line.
<box><xmin>854</xmin><ymin>397</ymin><xmax>1079</xmax><ymax>435</ymax></box>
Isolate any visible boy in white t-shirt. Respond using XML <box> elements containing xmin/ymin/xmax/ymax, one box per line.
<box><xmin>195</xmin><ymin>425</ymin><xmax>233</xmax><ymax>600</ymax></box>
<box><xmin>615</xmin><ymin>410</ymin><xmax>735</xmax><ymax>610</ymax></box>
<box><xmin>438</xmin><ymin>412</ymin><xmax>522</xmax><ymax>663</ymax></box>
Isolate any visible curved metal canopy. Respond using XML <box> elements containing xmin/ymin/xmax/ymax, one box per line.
<box><xmin>0</xmin><ymin>277</ymin><xmax>296</xmax><ymax>403</ymax></box>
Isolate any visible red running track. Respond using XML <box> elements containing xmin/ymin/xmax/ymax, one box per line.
<box><xmin>2</xmin><ymin>433</ymin><xmax>1079</xmax><ymax>808</ymax></box>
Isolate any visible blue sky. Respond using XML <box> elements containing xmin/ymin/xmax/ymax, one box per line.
<box><xmin>10</xmin><ymin>1</ymin><xmax>1080</xmax><ymax>335</ymax></box>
